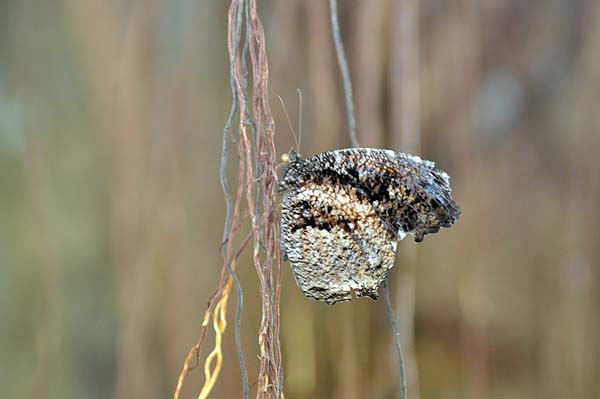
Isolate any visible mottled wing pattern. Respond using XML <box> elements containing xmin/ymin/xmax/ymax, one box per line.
<box><xmin>280</xmin><ymin>148</ymin><xmax>461</xmax><ymax>304</ymax></box>
<box><xmin>281</xmin><ymin>181</ymin><xmax>398</xmax><ymax>304</ymax></box>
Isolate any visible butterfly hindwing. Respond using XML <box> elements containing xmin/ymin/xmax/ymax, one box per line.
<box><xmin>281</xmin><ymin>181</ymin><xmax>397</xmax><ymax>304</ymax></box>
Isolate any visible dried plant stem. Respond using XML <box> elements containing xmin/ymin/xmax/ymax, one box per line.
<box><xmin>175</xmin><ymin>0</ymin><xmax>282</xmax><ymax>398</ymax></box>
<box><xmin>198</xmin><ymin>281</ymin><xmax>232</xmax><ymax>399</ymax></box>
<box><xmin>391</xmin><ymin>1</ymin><xmax>421</xmax><ymax>397</ymax></box>
<box><xmin>327</xmin><ymin>1</ymin><xmax>407</xmax><ymax>398</ymax></box>
<box><xmin>245</xmin><ymin>1</ymin><xmax>283</xmax><ymax>396</ymax></box>
<box><xmin>222</xmin><ymin>1</ymin><xmax>250</xmax><ymax>397</ymax></box>
<box><xmin>329</xmin><ymin>0</ymin><xmax>358</xmax><ymax>147</ymax></box>
<box><xmin>384</xmin><ymin>280</ymin><xmax>408</xmax><ymax>399</ymax></box>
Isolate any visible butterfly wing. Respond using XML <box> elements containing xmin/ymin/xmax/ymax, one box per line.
<box><xmin>281</xmin><ymin>181</ymin><xmax>397</xmax><ymax>304</ymax></box>
<box><xmin>345</xmin><ymin>149</ymin><xmax>461</xmax><ymax>242</ymax></box>
<box><xmin>280</xmin><ymin>148</ymin><xmax>461</xmax><ymax>304</ymax></box>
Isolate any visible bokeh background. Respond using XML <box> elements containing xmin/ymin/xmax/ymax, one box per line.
<box><xmin>1</xmin><ymin>1</ymin><xmax>599</xmax><ymax>398</ymax></box>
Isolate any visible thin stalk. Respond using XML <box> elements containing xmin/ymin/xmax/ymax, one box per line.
<box><xmin>328</xmin><ymin>0</ymin><xmax>358</xmax><ymax>147</ymax></box>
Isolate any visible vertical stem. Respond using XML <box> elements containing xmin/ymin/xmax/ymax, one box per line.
<box><xmin>328</xmin><ymin>1</ymin><xmax>407</xmax><ymax>398</ymax></box>
<box><xmin>222</xmin><ymin>1</ymin><xmax>249</xmax><ymax>396</ymax></box>
<box><xmin>328</xmin><ymin>0</ymin><xmax>358</xmax><ymax>147</ymax></box>
<box><xmin>391</xmin><ymin>0</ymin><xmax>422</xmax><ymax>396</ymax></box>
<box><xmin>383</xmin><ymin>280</ymin><xmax>408</xmax><ymax>399</ymax></box>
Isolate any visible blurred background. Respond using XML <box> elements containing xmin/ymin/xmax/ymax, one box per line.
<box><xmin>1</xmin><ymin>1</ymin><xmax>599</xmax><ymax>398</ymax></box>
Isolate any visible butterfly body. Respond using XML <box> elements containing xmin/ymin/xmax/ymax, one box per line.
<box><xmin>280</xmin><ymin>148</ymin><xmax>461</xmax><ymax>304</ymax></box>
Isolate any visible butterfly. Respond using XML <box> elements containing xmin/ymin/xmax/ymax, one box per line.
<box><xmin>279</xmin><ymin>148</ymin><xmax>461</xmax><ymax>304</ymax></box>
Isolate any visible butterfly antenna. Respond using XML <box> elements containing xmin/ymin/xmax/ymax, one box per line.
<box><xmin>296</xmin><ymin>88</ymin><xmax>303</xmax><ymax>152</ymax></box>
<box><xmin>271</xmin><ymin>90</ymin><xmax>299</xmax><ymax>151</ymax></box>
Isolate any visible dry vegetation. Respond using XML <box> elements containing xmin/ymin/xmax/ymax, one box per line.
<box><xmin>1</xmin><ymin>1</ymin><xmax>599</xmax><ymax>398</ymax></box>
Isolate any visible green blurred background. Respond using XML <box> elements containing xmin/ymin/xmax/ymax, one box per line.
<box><xmin>1</xmin><ymin>1</ymin><xmax>599</xmax><ymax>398</ymax></box>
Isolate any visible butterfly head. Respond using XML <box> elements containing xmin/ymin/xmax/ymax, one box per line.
<box><xmin>281</xmin><ymin>149</ymin><xmax>302</xmax><ymax>164</ymax></box>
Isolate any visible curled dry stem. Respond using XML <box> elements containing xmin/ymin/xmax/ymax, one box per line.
<box><xmin>175</xmin><ymin>0</ymin><xmax>282</xmax><ymax>398</ymax></box>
